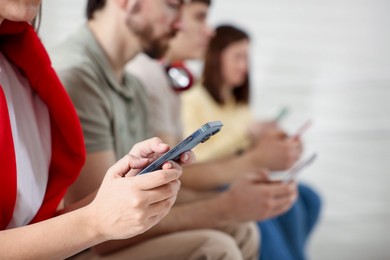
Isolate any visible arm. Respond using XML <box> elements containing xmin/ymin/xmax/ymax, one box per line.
<box><xmin>65</xmin><ymin>150</ymin><xmax>116</xmax><ymax>205</ymax></box>
<box><xmin>0</xmin><ymin>149</ymin><xmax>182</xmax><ymax>259</ymax></box>
<box><xmin>0</xmin><ymin>207</ymin><xmax>102</xmax><ymax>259</ymax></box>
<box><xmin>93</xmin><ymin>170</ymin><xmax>298</xmax><ymax>255</ymax></box>
<box><xmin>180</xmin><ymin>130</ymin><xmax>303</xmax><ymax>191</ymax></box>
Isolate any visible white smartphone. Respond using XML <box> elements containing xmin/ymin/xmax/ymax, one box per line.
<box><xmin>283</xmin><ymin>153</ymin><xmax>318</xmax><ymax>183</ymax></box>
<box><xmin>274</xmin><ymin>107</ymin><xmax>289</xmax><ymax>122</ymax></box>
<box><xmin>138</xmin><ymin>121</ymin><xmax>223</xmax><ymax>175</ymax></box>
<box><xmin>290</xmin><ymin>119</ymin><xmax>312</xmax><ymax>140</ymax></box>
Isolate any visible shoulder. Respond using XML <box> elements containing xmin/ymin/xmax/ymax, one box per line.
<box><xmin>49</xmin><ymin>26</ymin><xmax>101</xmax><ymax>84</ymax></box>
<box><xmin>126</xmin><ymin>54</ymin><xmax>170</xmax><ymax>93</ymax></box>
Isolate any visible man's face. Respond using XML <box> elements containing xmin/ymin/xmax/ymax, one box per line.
<box><xmin>126</xmin><ymin>0</ymin><xmax>183</xmax><ymax>59</ymax></box>
<box><xmin>0</xmin><ymin>0</ymin><xmax>41</xmax><ymax>22</ymax></box>
<box><xmin>169</xmin><ymin>2</ymin><xmax>214</xmax><ymax>60</ymax></box>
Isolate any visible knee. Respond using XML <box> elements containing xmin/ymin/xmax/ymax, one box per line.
<box><xmin>223</xmin><ymin>222</ymin><xmax>260</xmax><ymax>260</ymax></box>
<box><xmin>298</xmin><ymin>184</ymin><xmax>322</xmax><ymax>220</ymax></box>
<box><xmin>191</xmin><ymin>230</ymin><xmax>243</xmax><ymax>260</ymax></box>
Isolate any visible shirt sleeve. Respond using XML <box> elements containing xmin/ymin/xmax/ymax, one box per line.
<box><xmin>127</xmin><ymin>55</ymin><xmax>182</xmax><ymax>138</ymax></box>
<box><xmin>57</xmin><ymin>67</ymin><xmax>114</xmax><ymax>153</ymax></box>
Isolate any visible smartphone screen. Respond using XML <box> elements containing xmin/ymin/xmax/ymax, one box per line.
<box><xmin>290</xmin><ymin>120</ymin><xmax>312</xmax><ymax>141</ymax></box>
<box><xmin>284</xmin><ymin>153</ymin><xmax>317</xmax><ymax>183</ymax></box>
<box><xmin>138</xmin><ymin>121</ymin><xmax>223</xmax><ymax>175</ymax></box>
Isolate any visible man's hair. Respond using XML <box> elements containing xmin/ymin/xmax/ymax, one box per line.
<box><xmin>190</xmin><ymin>0</ymin><xmax>211</xmax><ymax>5</ymax></box>
<box><xmin>203</xmin><ymin>24</ymin><xmax>250</xmax><ymax>105</ymax></box>
<box><xmin>86</xmin><ymin>0</ymin><xmax>211</xmax><ymax>20</ymax></box>
<box><xmin>86</xmin><ymin>0</ymin><xmax>106</xmax><ymax>20</ymax></box>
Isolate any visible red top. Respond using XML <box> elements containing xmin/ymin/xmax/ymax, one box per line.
<box><xmin>0</xmin><ymin>20</ymin><xmax>86</xmax><ymax>230</ymax></box>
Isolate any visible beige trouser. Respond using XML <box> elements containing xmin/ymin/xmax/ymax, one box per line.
<box><xmin>70</xmin><ymin>222</ymin><xmax>259</xmax><ymax>260</ymax></box>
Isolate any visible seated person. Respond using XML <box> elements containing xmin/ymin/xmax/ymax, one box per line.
<box><xmin>53</xmin><ymin>0</ymin><xmax>294</xmax><ymax>259</ymax></box>
<box><xmin>0</xmin><ymin>2</ymin><xmax>183</xmax><ymax>259</ymax></box>
<box><xmin>182</xmin><ymin>25</ymin><xmax>322</xmax><ymax>260</ymax></box>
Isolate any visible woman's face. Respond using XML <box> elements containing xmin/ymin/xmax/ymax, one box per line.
<box><xmin>0</xmin><ymin>0</ymin><xmax>41</xmax><ymax>24</ymax></box>
<box><xmin>221</xmin><ymin>39</ymin><xmax>250</xmax><ymax>89</ymax></box>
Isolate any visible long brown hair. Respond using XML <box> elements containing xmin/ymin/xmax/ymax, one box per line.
<box><xmin>203</xmin><ymin>24</ymin><xmax>250</xmax><ymax>105</ymax></box>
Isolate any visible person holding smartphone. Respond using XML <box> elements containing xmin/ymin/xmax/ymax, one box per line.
<box><xmin>0</xmin><ymin>1</ymin><xmax>186</xmax><ymax>259</ymax></box>
<box><xmin>52</xmin><ymin>0</ymin><xmax>293</xmax><ymax>259</ymax></box>
<box><xmin>127</xmin><ymin>1</ymin><xmax>310</xmax><ymax>260</ymax></box>
<box><xmin>181</xmin><ymin>25</ymin><xmax>322</xmax><ymax>260</ymax></box>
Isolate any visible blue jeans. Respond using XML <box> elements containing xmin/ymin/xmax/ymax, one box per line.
<box><xmin>258</xmin><ymin>184</ymin><xmax>322</xmax><ymax>260</ymax></box>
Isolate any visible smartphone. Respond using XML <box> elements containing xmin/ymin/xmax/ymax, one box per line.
<box><xmin>283</xmin><ymin>153</ymin><xmax>317</xmax><ymax>183</ymax></box>
<box><xmin>138</xmin><ymin>121</ymin><xmax>223</xmax><ymax>175</ymax></box>
<box><xmin>274</xmin><ymin>107</ymin><xmax>289</xmax><ymax>123</ymax></box>
<box><xmin>290</xmin><ymin>119</ymin><xmax>312</xmax><ymax>140</ymax></box>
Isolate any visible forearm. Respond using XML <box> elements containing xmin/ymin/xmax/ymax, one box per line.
<box><xmin>93</xmin><ymin>192</ymin><xmax>231</xmax><ymax>255</ymax></box>
<box><xmin>180</xmin><ymin>153</ymin><xmax>255</xmax><ymax>190</ymax></box>
<box><xmin>0</xmin><ymin>206</ymin><xmax>103</xmax><ymax>259</ymax></box>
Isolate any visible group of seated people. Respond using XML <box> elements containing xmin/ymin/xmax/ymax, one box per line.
<box><xmin>0</xmin><ymin>0</ymin><xmax>321</xmax><ymax>259</ymax></box>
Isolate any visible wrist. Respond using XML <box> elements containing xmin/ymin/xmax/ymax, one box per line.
<box><xmin>213</xmin><ymin>192</ymin><xmax>236</xmax><ymax>227</ymax></box>
<box><xmin>243</xmin><ymin>147</ymin><xmax>263</xmax><ymax>169</ymax></box>
<box><xmin>80</xmin><ymin>204</ymin><xmax>108</xmax><ymax>245</ymax></box>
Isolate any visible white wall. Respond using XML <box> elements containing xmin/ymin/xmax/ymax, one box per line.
<box><xmin>209</xmin><ymin>2</ymin><xmax>390</xmax><ymax>259</ymax></box>
<box><xmin>40</xmin><ymin>1</ymin><xmax>390</xmax><ymax>259</ymax></box>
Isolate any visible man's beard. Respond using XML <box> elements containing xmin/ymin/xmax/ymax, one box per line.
<box><xmin>143</xmin><ymin>38</ymin><xmax>170</xmax><ymax>59</ymax></box>
<box><xmin>127</xmin><ymin>19</ymin><xmax>177</xmax><ymax>59</ymax></box>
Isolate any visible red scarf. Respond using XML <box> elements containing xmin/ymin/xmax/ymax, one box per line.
<box><xmin>0</xmin><ymin>20</ymin><xmax>86</xmax><ymax>229</ymax></box>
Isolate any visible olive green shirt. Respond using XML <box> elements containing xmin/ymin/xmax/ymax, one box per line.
<box><xmin>50</xmin><ymin>25</ymin><xmax>152</xmax><ymax>159</ymax></box>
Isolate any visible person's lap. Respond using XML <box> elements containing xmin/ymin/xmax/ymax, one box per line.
<box><xmin>258</xmin><ymin>183</ymin><xmax>322</xmax><ymax>260</ymax></box>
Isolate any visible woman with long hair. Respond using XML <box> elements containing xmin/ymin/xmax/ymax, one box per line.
<box><xmin>0</xmin><ymin>1</ymin><xmax>187</xmax><ymax>258</ymax></box>
<box><xmin>182</xmin><ymin>24</ymin><xmax>322</xmax><ymax>260</ymax></box>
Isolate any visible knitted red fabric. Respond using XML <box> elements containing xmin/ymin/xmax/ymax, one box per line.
<box><xmin>0</xmin><ymin>20</ymin><xmax>86</xmax><ymax>229</ymax></box>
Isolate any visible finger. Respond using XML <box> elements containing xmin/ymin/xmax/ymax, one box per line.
<box><xmin>130</xmin><ymin>137</ymin><xmax>170</xmax><ymax>159</ymax></box>
<box><xmin>179</xmin><ymin>151</ymin><xmax>195</xmax><ymax>165</ymax></box>
<box><xmin>144</xmin><ymin>180</ymin><xmax>181</xmax><ymax>205</ymax></box>
<box><xmin>271</xmin><ymin>129</ymin><xmax>288</xmax><ymax>139</ymax></box>
<box><xmin>271</xmin><ymin>191</ymin><xmax>298</xmax><ymax>216</ymax></box>
<box><xmin>161</xmin><ymin>160</ymin><xmax>182</xmax><ymax>171</ymax></box>
<box><xmin>270</xmin><ymin>199</ymin><xmax>294</xmax><ymax>217</ymax></box>
<box><xmin>264</xmin><ymin>182</ymin><xmax>295</xmax><ymax>197</ymax></box>
<box><xmin>148</xmin><ymin>195</ymin><xmax>177</xmax><ymax>217</ymax></box>
<box><xmin>245</xmin><ymin>169</ymin><xmax>270</xmax><ymax>183</ymax></box>
<box><xmin>108</xmin><ymin>154</ymin><xmax>149</xmax><ymax>178</ymax></box>
<box><xmin>135</xmin><ymin>168</ymin><xmax>182</xmax><ymax>190</ymax></box>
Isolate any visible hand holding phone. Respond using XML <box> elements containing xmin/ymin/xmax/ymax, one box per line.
<box><xmin>138</xmin><ymin>121</ymin><xmax>223</xmax><ymax>175</ymax></box>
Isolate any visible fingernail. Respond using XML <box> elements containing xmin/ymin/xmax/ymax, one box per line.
<box><xmin>184</xmin><ymin>153</ymin><xmax>189</xmax><ymax>161</ymax></box>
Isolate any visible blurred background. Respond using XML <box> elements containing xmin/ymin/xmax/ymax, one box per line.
<box><xmin>40</xmin><ymin>0</ymin><xmax>390</xmax><ymax>259</ymax></box>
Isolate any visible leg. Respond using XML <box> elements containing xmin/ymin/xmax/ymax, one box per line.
<box><xmin>258</xmin><ymin>220</ymin><xmax>294</xmax><ymax>260</ymax></box>
<box><xmin>259</xmin><ymin>183</ymin><xmax>322</xmax><ymax>260</ymax></box>
<box><xmin>222</xmin><ymin>222</ymin><xmax>260</xmax><ymax>260</ymax></box>
<box><xmin>70</xmin><ymin>229</ymin><xmax>243</xmax><ymax>260</ymax></box>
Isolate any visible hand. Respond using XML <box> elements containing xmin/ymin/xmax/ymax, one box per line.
<box><xmin>247</xmin><ymin>129</ymin><xmax>303</xmax><ymax>171</ymax></box>
<box><xmin>222</xmin><ymin>170</ymin><xmax>298</xmax><ymax>222</ymax></box>
<box><xmin>247</xmin><ymin>120</ymin><xmax>278</xmax><ymax>141</ymax></box>
<box><xmin>127</xmin><ymin>137</ymin><xmax>195</xmax><ymax>176</ymax></box>
<box><xmin>88</xmin><ymin>151</ymin><xmax>182</xmax><ymax>241</ymax></box>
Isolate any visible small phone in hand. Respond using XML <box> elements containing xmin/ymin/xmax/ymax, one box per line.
<box><xmin>274</xmin><ymin>107</ymin><xmax>289</xmax><ymax>122</ymax></box>
<box><xmin>290</xmin><ymin>120</ymin><xmax>312</xmax><ymax>141</ymax></box>
<box><xmin>138</xmin><ymin>121</ymin><xmax>223</xmax><ymax>175</ymax></box>
<box><xmin>283</xmin><ymin>153</ymin><xmax>317</xmax><ymax>183</ymax></box>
